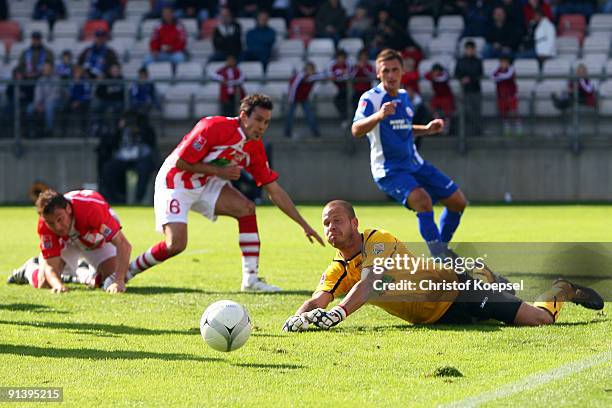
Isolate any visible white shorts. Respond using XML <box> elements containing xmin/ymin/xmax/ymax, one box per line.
<box><xmin>154</xmin><ymin>176</ymin><xmax>229</xmax><ymax>232</ymax></box>
<box><xmin>40</xmin><ymin>241</ymin><xmax>117</xmax><ymax>276</ymax></box>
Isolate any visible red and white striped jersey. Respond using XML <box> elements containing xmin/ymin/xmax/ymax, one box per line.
<box><xmin>158</xmin><ymin>116</ymin><xmax>278</xmax><ymax>190</ymax></box>
<box><xmin>38</xmin><ymin>190</ymin><xmax>121</xmax><ymax>259</ymax></box>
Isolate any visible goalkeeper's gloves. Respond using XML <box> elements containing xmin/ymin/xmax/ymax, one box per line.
<box><xmin>282</xmin><ymin>314</ymin><xmax>309</xmax><ymax>332</ymax></box>
<box><xmin>304</xmin><ymin>306</ymin><xmax>347</xmax><ymax>330</ymax></box>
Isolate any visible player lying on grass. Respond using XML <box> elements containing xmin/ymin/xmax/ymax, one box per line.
<box><xmin>126</xmin><ymin>93</ymin><xmax>324</xmax><ymax>292</ymax></box>
<box><xmin>7</xmin><ymin>189</ymin><xmax>132</xmax><ymax>293</ymax></box>
<box><xmin>283</xmin><ymin>200</ymin><xmax>604</xmax><ymax>331</ymax></box>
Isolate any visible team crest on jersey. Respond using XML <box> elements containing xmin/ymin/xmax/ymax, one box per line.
<box><xmin>192</xmin><ymin>136</ymin><xmax>206</xmax><ymax>151</ymax></box>
<box><xmin>405</xmin><ymin>106</ymin><xmax>414</xmax><ymax>118</ymax></box>
<box><xmin>359</xmin><ymin>99</ymin><xmax>368</xmax><ymax>113</ymax></box>
<box><xmin>42</xmin><ymin>235</ymin><xmax>53</xmax><ymax>249</ymax></box>
<box><xmin>100</xmin><ymin>224</ymin><xmax>113</xmax><ymax>239</ymax></box>
<box><xmin>372</xmin><ymin>243</ymin><xmax>385</xmax><ymax>255</ymax></box>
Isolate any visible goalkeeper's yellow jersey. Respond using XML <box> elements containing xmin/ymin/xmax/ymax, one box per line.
<box><xmin>314</xmin><ymin>229</ymin><xmax>459</xmax><ymax>324</ymax></box>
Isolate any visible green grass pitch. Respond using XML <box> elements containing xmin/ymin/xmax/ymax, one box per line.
<box><xmin>0</xmin><ymin>204</ymin><xmax>610</xmax><ymax>407</ymax></box>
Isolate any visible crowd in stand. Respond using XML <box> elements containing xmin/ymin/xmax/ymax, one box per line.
<box><xmin>0</xmin><ymin>0</ymin><xmax>610</xmax><ymax>139</ymax></box>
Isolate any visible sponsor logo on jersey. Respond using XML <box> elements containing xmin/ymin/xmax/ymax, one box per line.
<box><xmin>42</xmin><ymin>235</ymin><xmax>53</xmax><ymax>249</ymax></box>
<box><xmin>100</xmin><ymin>224</ymin><xmax>113</xmax><ymax>239</ymax></box>
<box><xmin>405</xmin><ymin>106</ymin><xmax>414</xmax><ymax>118</ymax></box>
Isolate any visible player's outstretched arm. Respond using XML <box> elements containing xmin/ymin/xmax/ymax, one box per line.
<box><xmin>106</xmin><ymin>231</ymin><xmax>132</xmax><ymax>293</ymax></box>
<box><xmin>351</xmin><ymin>102</ymin><xmax>396</xmax><ymax>138</ymax></box>
<box><xmin>303</xmin><ymin>267</ymin><xmax>378</xmax><ymax>330</ymax></box>
<box><xmin>176</xmin><ymin>158</ymin><xmax>242</xmax><ymax>180</ymax></box>
<box><xmin>263</xmin><ymin>181</ymin><xmax>325</xmax><ymax>246</ymax></box>
<box><xmin>413</xmin><ymin>119</ymin><xmax>444</xmax><ymax>137</ymax></box>
<box><xmin>283</xmin><ymin>291</ymin><xmax>333</xmax><ymax>332</ymax></box>
<box><xmin>44</xmin><ymin>256</ymin><xmax>67</xmax><ymax>293</ymax></box>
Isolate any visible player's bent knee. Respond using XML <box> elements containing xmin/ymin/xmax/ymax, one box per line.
<box><xmin>166</xmin><ymin>236</ymin><xmax>187</xmax><ymax>256</ymax></box>
<box><xmin>408</xmin><ymin>190</ymin><xmax>433</xmax><ymax>212</ymax></box>
<box><xmin>513</xmin><ymin>303</ymin><xmax>554</xmax><ymax>326</ymax></box>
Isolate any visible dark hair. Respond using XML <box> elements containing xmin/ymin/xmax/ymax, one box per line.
<box><xmin>324</xmin><ymin>200</ymin><xmax>356</xmax><ymax>219</ymax></box>
<box><xmin>36</xmin><ymin>189</ymin><xmax>69</xmax><ymax>216</ymax></box>
<box><xmin>432</xmin><ymin>63</ymin><xmax>444</xmax><ymax>71</ymax></box>
<box><xmin>138</xmin><ymin>67</ymin><xmax>148</xmax><ymax>75</ymax></box>
<box><xmin>464</xmin><ymin>40</ymin><xmax>476</xmax><ymax>49</ymax></box>
<box><xmin>336</xmin><ymin>48</ymin><xmax>347</xmax><ymax>58</ymax></box>
<box><xmin>239</xmin><ymin>93</ymin><xmax>274</xmax><ymax>116</ymax></box>
<box><xmin>375</xmin><ymin>48</ymin><xmax>403</xmax><ymax>67</ymax></box>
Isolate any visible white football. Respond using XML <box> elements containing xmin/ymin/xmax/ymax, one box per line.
<box><xmin>200</xmin><ymin>300</ymin><xmax>252</xmax><ymax>352</ymax></box>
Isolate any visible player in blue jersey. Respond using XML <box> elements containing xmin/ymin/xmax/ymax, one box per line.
<box><xmin>351</xmin><ymin>49</ymin><xmax>468</xmax><ymax>256</ymax></box>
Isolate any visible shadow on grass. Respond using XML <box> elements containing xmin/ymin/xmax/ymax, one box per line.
<box><xmin>232</xmin><ymin>363</ymin><xmax>304</xmax><ymax>370</ymax></box>
<box><xmin>0</xmin><ymin>319</ymin><xmax>194</xmax><ymax>336</ymax></box>
<box><xmin>0</xmin><ymin>303</ymin><xmax>68</xmax><ymax>314</ymax></box>
<box><xmin>0</xmin><ymin>344</ymin><xmax>223</xmax><ymax>362</ymax></box>
<box><xmin>127</xmin><ymin>286</ymin><xmax>312</xmax><ymax>296</ymax></box>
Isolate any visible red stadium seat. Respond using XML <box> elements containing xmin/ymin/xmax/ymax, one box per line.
<box><xmin>200</xmin><ymin>18</ymin><xmax>218</xmax><ymax>39</ymax></box>
<box><xmin>82</xmin><ymin>20</ymin><xmax>110</xmax><ymax>40</ymax></box>
<box><xmin>558</xmin><ymin>14</ymin><xmax>586</xmax><ymax>36</ymax></box>
<box><xmin>289</xmin><ymin>18</ymin><xmax>315</xmax><ymax>44</ymax></box>
<box><xmin>0</xmin><ymin>21</ymin><xmax>21</xmax><ymax>42</ymax></box>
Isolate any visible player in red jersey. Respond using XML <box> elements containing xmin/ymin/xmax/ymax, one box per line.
<box><xmin>128</xmin><ymin>93</ymin><xmax>325</xmax><ymax>291</ymax></box>
<box><xmin>7</xmin><ymin>189</ymin><xmax>132</xmax><ymax>293</ymax></box>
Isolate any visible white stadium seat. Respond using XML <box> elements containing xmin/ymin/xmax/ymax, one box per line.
<box><xmin>408</xmin><ymin>16</ymin><xmax>434</xmax><ymax>35</ymax></box>
<box><xmin>190</xmin><ymin>40</ymin><xmax>213</xmax><ymax>61</ymax></box>
<box><xmin>128</xmin><ymin>39</ymin><xmax>150</xmax><ymax>61</ymax></box>
<box><xmin>483</xmin><ymin>59</ymin><xmax>500</xmax><ymax>76</ymax></box>
<box><xmin>598</xmin><ymin>80</ymin><xmax>612</xmax><ymax>115</ymax></box>
<box><xmin>437</xmin><ymin>15</ymin><xmax>464</xmax><ymax>35</ymax></box>
<box><xmin>307</xmin><ymin>38</ymin><xmax>335</xmax><ymax>57</ymax></box>
<box><xmin>163</xmin><ymin>84</ymin><xmax>193</xmax><ymax>120</ymax></box>
<box><xmin>175</xmin><ymin>61</ymin><xmax>203</xmax><ymax>80</ymax></box>
<box><xmin>21</xmin><ymin>20</ymin><xmax>50</xmax><ymax>40</ymax></box>
<box><xmin>556</xmin><ymin>36</ymin><xmax>580</xmax><ymax>56</ymax></box>
<box><xmin>148</xmin><ymin>61</ymin><xmax>173</xmax><ymax>80</ymax></box>
<box><xmin>542</xmin><ymin>58</ymin><xmax>571</xmax><ymax>77</ymax></box>
<box><xmin>268</xmin><ymin>18</ymin><xmax>287</xmax><ymax>38</ymax></box>
<box><xmin>53</xmin><ymin>21</ymin><xmax>80</xmax><ymax>40</ymax></box>
<box><xmin>277</xmin><ymin>39</ymin><xmax>305</xmax><ymax>58</ymax></box>
<box><xmin>112</xmin><ymin>20</ymin><xmax>139</xmax><ymax>39</ymax></box>
<box><xmin>589</xmin><ymin>14</ymin><xmax>612</xmax><ymax>33</ymax></box>
<box><xmin>534</xmin><ymin>80</ymin><xmax>566</xmax><ymax>116</ymax></box>
<box><xmin>582</xmin><ymin>34</ymin><xmax>611</xmax><ymax>55</ymax></box>
<box><xmin>514</xmin><ymin>59</ymin><xmax>540</xmax><ymax>77</ymax></box>
<box><xmin>205</xmin><ymin>61</ymin><xmax>225</xmax><ymax>79</ymax></box>
<box><xmin>338</xmin><ymin>38</ymin><xmax>364</xmax><ymax>56</ymax></box>
<box><xmin>182</xmin><ymin>19</ymin><xmax>199</xmax><ymax>39</ymax></box>
<box><xmin>140</xmin><ymin>20</ymin><xmax>159</xmax><ymax>40</ymax></box>
<box><xmin>458</xmin><ymin>37</ymin><xmax>486</xmax><ymax>57</ymax></box>
<box><xmin>240</xmin><ymin>61</ymin><xmax>264</xmax><ymax>80</ymax></box>
<box><xmin>265</xmin><ymin>60</ymin><xmax>297</xmax><ymax>80</ymax></box>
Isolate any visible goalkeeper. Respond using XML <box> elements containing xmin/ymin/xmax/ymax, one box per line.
<box><xmin>283</xmin><ymin>200</ymin><xmax>604</xmax><ymax>331</ymax></box>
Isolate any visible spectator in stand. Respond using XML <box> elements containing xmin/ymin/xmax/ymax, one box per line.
<box><xmin>174</xmin><ymin>0</ymin><xmax>213</xmax><ymax>23</ymax></box>
<box><xmin>18</xmin><ymin>31</ymin><xmax>55</xmax><ymax>80</ymax></box>
<box><xmin>346</xmin><ymin>6</ymin><xmax>372</xmax><ymax>39</ymax></box>
<box><xmin>602</xmin><ymin>0</ymin><xmax>612</xmax><ymax>13</ymax></box>
<box><xmin>242</xmin><ymin>0</ymin><xmax>273</xmax><ymax>17</ymax></box>
<box><xmin>78</xmin><ymin>29</ymin><xmax>119</xmax><ymax>78</ymax></box>
<box><xmin>211</xmin><ymin>7</ymin><xmax>242</xmax><ymax>62</ymax></box>
<box><xmin>463</xmin><ymin>0</ymin><xmax>492</xmax><ymax>38</ymax></box>
<box><xmin>425</xmin><ymin>63</ymin><xmax>455</xmax><ymax>135</ymax></box>
<box><xmin>350</xmin><ymin>48</ymin><xmax>376</xmax><ymax>110</ymax></box>
<box><xmin>329</xmin><ymin>49</ymin><xmax>351</xmax><ymax>126</ymax></box>
<box><xmin>243</xmin><ymin>10</ymin><xmax>277</xmax><ymax>69</ymax></box>
<box><xmin>144</xmin><ymin>0</ymin><xmax>174</xmax><ymax>20</ymax></box>
<box><xmin>94</xmin><ymin>63</ymin><xmax>125</xmax><ymax>124</ymax></box>
<box><xmin>400</xmin><ymin>56</ymin><xmax>419</xmax><ymax>95</ymax></box>
<box><xmin>100</xmin><ymin>112</ymin><xmax>158</xmax><ymax>204</ymax></box>
<box><xmin>455</xmin><ymin>40</ymin><xmax>483</xmax><ymax>136</ymax></box>
<box><xmin>145</xmin><ymin>7</ymin><xmax>188</xmax><ymax>66</ymax></box>
<box><xmin>64</xmin><ymin>65</ymin><xmax>93</xmax><ymax>136</ymax></box>
<box><xmin>516</xmin><ymin>7</ymin><xmax>556</xmax><ymax>62</ymax></box>
<box><xmin>55</xmin><ymin>49</ymin><xmax>73</xmax><ymax>79</ymax></box>
<box><xmin>406</xmin><ymin>0</ymin><xmax>436</xmax><ymax>17</ymax></box>
<box><xmin>210</xmin><ymin>54</ymin><xmax>245</xmax><ymax>117</ymax></box>
<box><xmin>284</xmin><ymin>61</ymin><xmax>326</xmax><ymax>139</ymax></box>
<box><xmin>315</xmin><ymin>0</ymin><xmax>346</xmax><ymax>44</ymax></box>
<box><xmin>492</xmin><ymin>55</ymin><xmax>520</xmax><ymax>135</ymax></box>
<box><xmin>0</xmin><ymin>0</ymin><xmax>7</xmax><ymax>20</ymax></box>
<box><xmin>129</xmin><ymin>68</ymin><xmax>160</xmax><ymax>114</ymax></box>
<box><xmin>552</xmin><ymin>63</ymin><xmax>597</xmax><ymax>110</ymax></box>
<box><xmin>523</xmin><ymin>0</ymin><xmax>553</xmax><ymax>27</ymax></box>
<box><xmin>484</xmin><ymin>6</ymin><xmax>521</xmax><ymax>58</ymax></box>
<box><xmin>555</xmin><ymin>1</ymin><xmax>596</xmax><ymax>20</ymax></box>
<box><xmin>497</xmin><ymin>0</ymin><xmax>525</xmax><ymax>30</ymax></box>
<box><xmin>368</xmin><ymin>8</ymin><xmax>411</xmax><ymax>58</ymax></box>
<box><xmin>32</xmin><ymin>0</ymin><xmax>66</xmax><ymax>29</ymax></box>
<box><xmin>88</xmin><ymin>0</ymin><xmax>123</xmax><ymax>27</ymax></box>
<box><xmin>270</xmin><ymin>0</ymin><xmax>291</xmax><ymax>19</ymax></box>
<box><xmin>379</xmin><ymin>0</ymin><xmax>409</xmax><ymax>28</ymax></box>
<box><xmin>30</xmin><ymin>61</ymin><xmax>61</xmax><ymax>137</ymax></box>
<box><xmin>292</xmin><ymin>0</ymin><xmax>320</xmax><ymax>18</ymax></box>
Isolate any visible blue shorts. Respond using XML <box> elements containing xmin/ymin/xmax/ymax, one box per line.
<box><xmin>375</xmin><ymin>161</ymin><xmax>458</xmax><ymax>207</ymax></box>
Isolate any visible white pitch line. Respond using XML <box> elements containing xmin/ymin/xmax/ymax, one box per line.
<box><xmin>441</xmin><ymin>350</ymin><xmax>612</xmax><ymax>408</ymax></box>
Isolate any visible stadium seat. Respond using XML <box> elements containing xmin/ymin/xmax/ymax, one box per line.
<box><xmin>53</xmin><ymin>21</ymin><xmax>79</xmax><ymax>40</ymax></box>
<box><xmin>428</xmin><ymin>36</ymin><xmax>457</xmax><ymax>57</ymax></box>
<box><xmin>82</xmin><ymin>20</ymin><xmax>110</xmax><ymax>40</ymax></box>
<box><xmin>190</xmin><ymin>40</ymin><xmax>213</xmax><ymax>62</ymax></box>
<box><xmin>589</xmin><ymin>14</ymin><xmax>612</xmax><ymax>33</ymax></box>
<box><xmin>244</xmin><ymin>81</ymin><xmax>262</xmax><ymax>94</ymax></box>
<box><xmin>0</xmin><ymin>21</ymin><xmax>22</xmax><ymax>43</ymax></box>
<box><xmin>205</xmin><ymin>61</ymin><xmax>225</xmax><ymax>79</ymax></box>
<box><xmin>573</xmin><ymin>54</ymin><xmax>606</xmax><ymax>75</ymax></box>
<box><xmin>309</xmin><ymin>56</ymin><xmax>333</xmax><ymax>72</ymax></box>
<box><xmin>458</xmin><ymin>37</ymin><xmax>486</xmax><ymax>57</ymax></box>
<box><xmin>148</xmin><ymin>61</ymin><xmax>173</xmax><ymax>79</ymax></box>
<box><xmin>9</xmin><ymin>1</ymin><xmax>31</xmax><ymax>20</ymax></box>
<box><xmin>182</xmin><ymin>19</ymin><xmax>199</xmax><ymax>39</ymax></box>
<box><xmin>74</xmin><ymin>41</ymin><xmax>90</xmax><ymax>58</ymax></box>
<box><xmin>514</xmin><ymin>59</ymin><xmax>540</xmax><ymax>77</ymax></box>
<box><xmin>8</xmin><ymin>41</ymin><xmax>29</xmax><ymax>61</ymax></box>
<box><xmin>516</xmin><ymin>79</ymin><xmax>537</xmax><ymax>116</ymax></box>
<box><xmin>128</xmin><ymin>39</ymin><xmax>150</xmax><ymax>61</ymax></box>
<box><xmin>277</xmin><ymin>39</ymin><xmax>305</xmax><ymax>58</ymax></box>
<box><xmin>598</xmin><ymin>80</ymin><xmax>612</xmax><ymax>115</ymax></box>
<box><xmin>534</xmin><ymin>80</ymin><xmax>566</xmax><ymax>116</ymax></box>
<box><xmin>338</xmin><ymin>38</ymin><xmax>364</xmax><ymax>56</ymax></box>
<box><xmin>483</xmin><ymin>59</ymin><xmax>500</xmax><ymax>76</ymax></box>
<box><xmin>112</xmin><ymin>20</ymin><xmax>139</xmax><ymax>40</ymax></box>
<box><xmin>108</xmin><ymin>38</ymin><xmax>134</xmax><ymax>62</ymax></box>
<box><xmin>200</xmin><ymin>18</ymin><xmax>219</xmax><ymax>39</ymax></box>
<box><xmin>194</xmin><ymin>82</ymin><xmax>221</xmax><ymax>116</ymax></box>
<box><xmin>237</xmin><ymin>18</ymin><xmax>256</xmax><ymax>36</ymax></box>
<box><xmin>557</xmin><ymin>14</ymin><xmax>586</xmax><ymax>36</ymax></box>
<box><xmin>176</xmin><ymin>61</ymin><xmax>203</xmax><ymax>80</ymax></box>
<box><xmin>288</xmin><ymin>18</ymin><xmax>315</xmax><ymax>43</ymax></box>
<box><xmin>412</xmin><ymin>33</ymin><xmax>433</xmax><ymax>53</ymax></box>
<box><xmin>22</xmin><ymin>20</ymin><xmax>50</xmax><ymax>41</ymax></box>
<box><xmin>268</xmin><ymin>17</ymin><xmax>287</xmax><ymax>38</ymax></box>
<box><xmin>340</xmin><ymin>0</ymin><xmax>360</xmax><ymax>15</ymax></box>
<box><xmin>240</xmin><ymin>61</ymin><xmax>264</xmax><ymax>80</ymax></box>
<box><xmin>582</xmin><ymin>34</ymin><xmax>611</xmax><ymax>55</ymax></box>
<box><xmin>480</xmin><ymin>79</ymin><xmax>497</xmax><ymax>117</ymax></box>
<box><xmin>542</xmin><ymin>58</ymin><xmax>571</xmax><ymax>79</ymax></box>
<box><xmin>307</xmin><ymin>38</ymin><xmax>334</xmax><ymax>57</ymax></box>
<box><xmin>418</xmin><ymin>55</ymin><xmax>455</xmax><ymax>76</ymax></box>
<box><xmin>140</xmin><ymin>20</ymin><xmax>159</xmax><ymax>41</ymax></box>
<box><xmin>265</xmin><ymin>60</ymin><xmax>296</xmax><ymax>80</ymax></box>
<box><xmin>604</xmin><ymin>59</ymin><xmax>612</xmax><ymax>75</ymax></box>
<box><xmin>125</xmin><ymin>0</ymin><xmax>150</xmax><ymax>20</ymax></box>
<box><xmin>418</xmin><ymin>79</ymin><xmax>432</xmax><ymax>98</ymax></box>
<box><xmin>163</xmin><ymin>84</ymin><xmax>193</xmax><ymax>120</ymax></box>
<box><xmin>408</xmin><ymin>16</ymin><xmax>434</xmax><ymax>36</ymax></box>
<box><xmin>556</xmin><ymin>36</ymin><xmax>580</xmax><ymax>56</ymax></box>
<box><xmin>49</xmin><ymin>38</ymin><xmax>77</xmax><ymax>56</ymax></box>
<box><xmin>437</xmin><ymin>15</ymin><xmax>464</xmax><ymax>36</ymax></box>
<box><xmin>122</xmin><ymin>60</ymin><xmax>143</xmax><ymax>79</ymax></box>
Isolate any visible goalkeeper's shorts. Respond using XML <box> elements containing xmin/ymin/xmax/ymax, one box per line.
<box><xmin>436</xmin><ymin>272</ymin><xmax>523</xmax><ymax>325</ymax></box>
